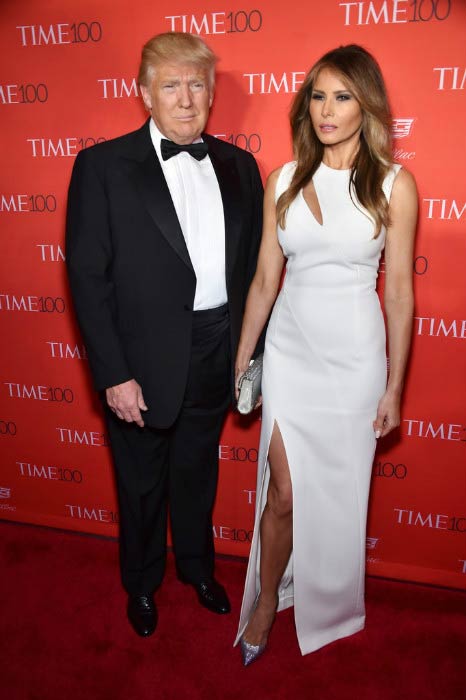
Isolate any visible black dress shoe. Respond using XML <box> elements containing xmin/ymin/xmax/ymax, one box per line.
<box><xmin>127</xmin><ymin>593</ymin><xmax>157</xmax><ymax>637</ymax></box>
<box><xmin>188</xmin><ymin>579</ymin><xmax>231</xmax><ymax>614</ymax></box>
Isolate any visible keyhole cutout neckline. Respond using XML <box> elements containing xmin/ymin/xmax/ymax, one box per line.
<box><xmin>301</xmin><ymin>181</ymin><xmax>324</xmax><ymax>228</ymax></box>
<box><xmin>300</xmin><ymin>162</ymin><xmax>352</xmax><ymax>228</ymax></box>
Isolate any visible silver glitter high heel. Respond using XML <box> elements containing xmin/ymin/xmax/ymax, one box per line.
<box><xmin>240</xmin><ymin>636</ymin><xmax>267</xmax><ymax>667</ymax></box>
<box><xmin>239</xmin><ymin>592</ymin><xmax>278</xmax><ymax>666</ymax></box>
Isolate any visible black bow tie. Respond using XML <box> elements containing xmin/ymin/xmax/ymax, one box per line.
<box><xmin>161</xmin><ymin>139</ymin><xmax>208</xmax><ymax>161</ymax></box>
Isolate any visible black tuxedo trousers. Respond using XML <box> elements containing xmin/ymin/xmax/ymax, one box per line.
<box><xmin>105</xmin><ymin>305</ymin><xmax>231</xmax><ymax>593</ymax></box>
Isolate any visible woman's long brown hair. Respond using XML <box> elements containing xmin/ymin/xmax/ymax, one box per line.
<box><xmin>277</xmin><ymin>44</ymin><xmax>393</xmax><ymax>237</ymax></box>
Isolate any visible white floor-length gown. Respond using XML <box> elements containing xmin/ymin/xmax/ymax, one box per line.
<box><xmin>236</xmin><ymin>160</ymin><xmax>401</xmax><ymax>655</ymax></box>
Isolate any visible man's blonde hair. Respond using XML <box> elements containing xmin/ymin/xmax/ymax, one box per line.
<box><xmin>138</xmin><ymin>32</ymin><xmax>218</xmax><ymax>88</ymax></box>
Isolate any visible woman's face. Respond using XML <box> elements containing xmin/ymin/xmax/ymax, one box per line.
<box><xmin>309</xmin><ymin>68</ymin><xmax>363</xmax><ymax>148</ymax></box>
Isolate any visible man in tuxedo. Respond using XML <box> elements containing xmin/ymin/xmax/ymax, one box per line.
<box><xmin>66</xmin><ymin>32</ymin><xmax>263</xmax><ymax>637</ymax></box>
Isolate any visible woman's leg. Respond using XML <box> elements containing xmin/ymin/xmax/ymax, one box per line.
<box><xmin>242</xmin><ymin>422</ymin><xmax>293</xmax><ymax>646</ymax></box>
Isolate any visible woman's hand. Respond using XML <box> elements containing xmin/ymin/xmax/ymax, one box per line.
<box><xmin>235</xmin><ymin>361</ymin><xmax>249</xmax><ymax>400</ymax></box>
<box><xmin>235</xmin><ymin>361</ymin><xmax>263</xmax><ymax>409</ymax></box>
<box><xmin>373</xmin><ymin>388</ymin><xmax>401</xmax><ymax>438</ymax></box>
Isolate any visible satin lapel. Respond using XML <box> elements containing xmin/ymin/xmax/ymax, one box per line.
<box><xmin>207</xmin><ymin>139</ymin><xmax>242</xmax><ymax>286</ymax></box>
<box><xmin>123</xmin><ymin>134</ymin><xmax>194</xmax><ymax>274</ymax></box>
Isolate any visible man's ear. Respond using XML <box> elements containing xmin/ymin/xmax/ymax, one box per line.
<box><xmin>140</xmin><ymin>85</ymin><xmax>151</xmax><ymax>111</ymax></box>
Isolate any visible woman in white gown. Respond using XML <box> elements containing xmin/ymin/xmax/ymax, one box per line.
<box><xmin>234</xmin><ymin>45</ymin><xmax>418</xmax><ymax>664</ymax></box>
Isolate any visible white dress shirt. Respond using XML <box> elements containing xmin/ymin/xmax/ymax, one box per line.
<box><xmin>149</xmin><ymin>119</ymin><xmax>227</xmax><ymax>311</ymax></box>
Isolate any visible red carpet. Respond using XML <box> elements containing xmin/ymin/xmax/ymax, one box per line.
<box><xmin>1</xmin><ymin>520</ymin><xmax>464</xmax><ymax>700</ymax></box>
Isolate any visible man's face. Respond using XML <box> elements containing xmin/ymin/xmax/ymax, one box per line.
<box><xmin>140</xmin><ymin>62</ymin><xmax>213</xmax><ymax>145</ymax></box>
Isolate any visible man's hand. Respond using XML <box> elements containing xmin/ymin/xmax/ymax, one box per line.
<box><xmin>106</xmin><ymin>379</ymin><xmax>148</xmax><ymax>428</ymax></box>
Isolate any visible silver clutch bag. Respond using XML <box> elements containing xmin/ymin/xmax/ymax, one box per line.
<box><xmin>237</xmin><ymin>354</ymin><xmax>263</xmax><ymax>414</ymax></box>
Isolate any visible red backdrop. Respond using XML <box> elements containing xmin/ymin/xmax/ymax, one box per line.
<box><xmin>1</xmin><ymin>0</ymin><xmax>465</xmax><ymax>590</ymax></box>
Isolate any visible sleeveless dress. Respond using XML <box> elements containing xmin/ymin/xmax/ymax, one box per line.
<box><xmin>236</xmin><ymin>160</ymin><xmax>401</xmax><ymax>655</ymax></box>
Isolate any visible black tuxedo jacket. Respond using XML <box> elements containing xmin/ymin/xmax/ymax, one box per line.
<box><xmin>66</xmin><ymin>120</ymin><xmax>263</xmax><ymax>428</ymax></box>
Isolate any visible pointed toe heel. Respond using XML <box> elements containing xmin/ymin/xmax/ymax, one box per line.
<box><xmin>240</xmin><ymin>636</ymin><xmax>267</xmax><ymax>667</ymax></box>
